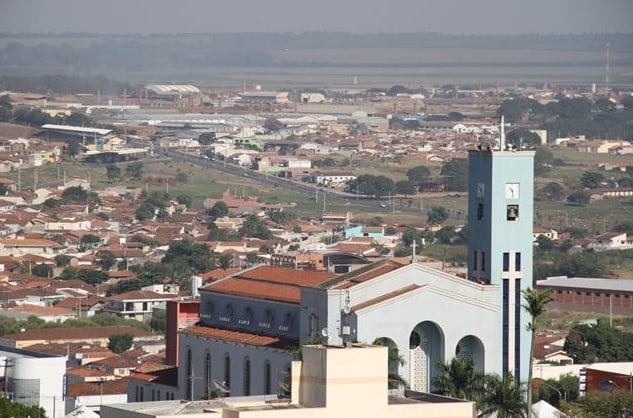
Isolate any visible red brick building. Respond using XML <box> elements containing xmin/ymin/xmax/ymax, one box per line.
<box><xmin>536</xmin><ymin>276</ymin><xmax>633</xmax><ymax>314</ymax></box>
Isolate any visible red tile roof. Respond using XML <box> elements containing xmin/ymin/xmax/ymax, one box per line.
<box><xmin>208</xmin><ymin>278</ymin><xmax>302</xmax><ymax>303</ymax></box>
<box><xmin>183</xmin><ymin>325</ymin><xmax>294</xmax><ymax>349</ymax></box>
<box><xmin>66</xmin><ymin>378</ymin><xmax>129</xmax><ymax>397</ymax></box>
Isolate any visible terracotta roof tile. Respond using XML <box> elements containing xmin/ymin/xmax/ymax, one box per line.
<box><xmin>206</xmin><ymin>278</ymin><xmax>301</xmax><ymax>303</ymax></box>
<box><xmin>66</xmin><ymin>378</ymin><xmax>129</xmax><ymax>397</ymax></box>
<box><xmin>183</xmin><ymin>325</ymin><xmax>294</xmax><ymax>349</ymax></box>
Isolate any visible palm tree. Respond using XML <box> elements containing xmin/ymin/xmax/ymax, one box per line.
<box><xmin>478</xmin><ymin>373</ymin><xmax>528</xmax><ymax>418</ymax></box>
<box><xmin>373</xmin><ymin>338</ymin><xmax>407</xmax><ymax>389</ymax></box>
<box><xmin>522</xmin><ymin>288</ymin><xmax>554</xmax><ymax>418</ymax></box>
<box><xmin>433</xmin><ymin>357</ymin><xmax>485</xmax><ymax>400</ymax></box>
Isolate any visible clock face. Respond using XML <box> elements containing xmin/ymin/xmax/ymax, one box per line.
<box><xmin>477</xmin><ymin>182</ymin><xmax>485</xmax><ymax>198</ymax></box>
<box><xmin>505</xmin><ymin>183</ymin><xmax>520</xmax><ymax>199</ymax></box>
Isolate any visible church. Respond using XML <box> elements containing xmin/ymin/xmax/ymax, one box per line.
<box><xmin>149</xmin><ymin>145</ymin><xmax>535</xmax><ymax>400</ymax></box>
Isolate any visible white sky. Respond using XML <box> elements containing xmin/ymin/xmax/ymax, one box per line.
<box><xmin>0</xmin><ymin>0</ymin><xmax>631</xmax><ymax>35</ymax></box>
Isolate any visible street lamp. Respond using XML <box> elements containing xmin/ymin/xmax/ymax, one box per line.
<box><xmin>540</xmin><ymin>380</ymin><xmax>566</xmax><ymax>403</ymax></box>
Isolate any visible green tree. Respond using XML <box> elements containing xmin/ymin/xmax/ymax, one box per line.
<box><xmin>135</xmin><ymin>202</ymin><xmax>155</xmax><ymax>220</ymax></box>
<box><xmin>433</xmin><ymin>357</ymin><xmax>485</xmax><ymax>400</ymax></box>
<box><xmin>506</xmin><ymin>129</ymin><xmax>542</xmax><ymax>148</ymax></box>
<box><xmin>440</xmin><ymin>158</ymin><xmax>468</xmax><ymax>191</ymax></box>
<box><xmin>566</xmin><ymin>190</ymin><xmax>590</xmax><ymax>205</ymax></box>
<box><xmin>150</xmin><ymin>309</ymin><xmax>166</xmax><ymax>334</ymax></box>
<box><xmin>217</xmin><ymin>253</ymin><xmax>233</xmax><ymax>270</ymax></box>
<box><xmin>176</xmin><ymin>193</ymin><xmax>192</xmax><ymax>207</ymax></box>
<box><xmin>523</xmin><ymin>288</ymin><xmax>554</xmax><ymax>418</ymax></box>
<box><xmin>175</xmin><ymin>171</ymin><xmax>188</xmax><ymax>183</ymax></box>
<box><xmin>108</xmin><ymin>333</ymin><xmax>134</xmax><ymax>354</ymax></box>
<box><xmin>208</xmin><ymin>201</ymin><xmax>229</xmax><ymax>219</ymax></box>
<box><xmin>240</xmin><ymin>215</ymin><xmax>273</xmax><ymax>239</ymax></box>
<box><xmin>540</xmin><ymin>182</ymin><xmax>565</xmax><ymax>201</ymax></box>
<box><xmin>427</xmin><ymin>206</ymin><xmax>449</xmax><ymax>225</ymax></box>
<box><xmin>478</xmin><ymin>373</ymin><xmax>527</xmax><ymax>418</ymax></box>
<box><xmin>580</xmin><ymin>171</ymin><xmax>606</xmax><ymax>189</ymax></box>
<box><xmin>59</xmin><ymin>266</ymin><xmax>79</xmax><ymax>280</ymax></box>
<box><xmin>395</xmin><ymin>180</ymin><xmax>416</xmax><ymax>196</ymax></box>
<box><xmin>0</xmin><ymin>95</ymin><xmax>13</xmax><ymax>122</ymax></box>
<box><xmin>0</xmin><ymin>396</ymin><xmax>46</xmax><ymax>418</ymax></box>
<box><xmin>125</xmin><ymin>161</ymin><xmax>144</xmax><ymax>179</ymax></box>
<box><xmin>65</xmin><ymin>139</ymin><xmax>83</xmax><ymax>159</ymax></box>
<box><xmin>537</xmin><ymin>373</ymin><xmax>578</xmax><ymax>407</ymax></box>
<box><xmin>97</xmin><ymin>250</ymin><xmax>116</xmax><ymax>271</ymax></box>
<box><xmin>79</xmin><ymin>270</ymin><xmax>109</xmax><ymax>285</ymax></box>
<box><xmin>406</xmin><ymin>165</ymin><xmax>431</xmax><ymax>183</ymax></box>
<box><xmin>61</xmin><ymin>185</ymin><xmax>88</xmax><ymax>202</ymax></box>
<box><xmin>31</xmin><ymin>263</ymin><xmax>53</xmax><ymax>278</ymax></box>
<box><xmin>80</xmin><ymin>234</ymin><xmax>101</xmax><ymax>251</ymax></box>
<box><xmin>535</xmin><ymin>235</ymin><xmax>554</xmax><ymax>251</ymax></box>
<box><xmin>106</xmin><ymin>164</ymin><xmax>121</xmax><ymax>182</ymax></box>
<box><xmin>563</xmin><ymin>389</ymin><xmax>633</xmax><ymax>418</ymax></box>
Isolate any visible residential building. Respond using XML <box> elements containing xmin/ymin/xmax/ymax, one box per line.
<box><xmin>105</xmin><ymin>290</ymin><xmax>179</xmax><ymax>321</ymax></box>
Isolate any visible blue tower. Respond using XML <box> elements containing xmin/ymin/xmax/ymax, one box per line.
<box><xmin>467</xmin><ymin>143</ymin><xmax>535</xmax><ymax>384</ymax></box>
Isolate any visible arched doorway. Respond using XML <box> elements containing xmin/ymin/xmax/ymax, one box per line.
<box><xmin>409</xmin><ymin>321</ymin><xmax>444</xmax><ymax>392</ymax></box>
<box><xmin>374</xmin><ymin>337</ymin><xmax>404</xmax><ymax>388</ymax></box>
<box><xmin>455</xmin><ymin>335</ymin><xmax>485</xmax><ymax>373</ymax></box>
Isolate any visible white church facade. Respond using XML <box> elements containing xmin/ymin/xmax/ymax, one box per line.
<box><xmin>139</xmin><ymin>146</ymin><xmax>535</xmax><ymax>401</ymax></box>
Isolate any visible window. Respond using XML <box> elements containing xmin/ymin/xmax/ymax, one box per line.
<box><xmin>507</xmin><ymin>205</ymin><xmax>519</xmax><ymax>221</ymax></box>
<box><xmin>264</xmin><ymin>361</ymin><xmax>272</xmax><ymax>394</ymax></box>
<box><xmin>219</xmin><ymin>304</ymin><xmax>233</xmax><ymax>322</ymax></box>
<box><xmin>477</xmin><ymin>203</ymin><xmax>484</xmax><ymax>220</ymax></box>
<box><xmin>515</xmin><ymin>253</ymin><xmax>521</xmax><ymax>271</ymax></box>
<box><xmin>205</xmin><ymin>352</ymin><xmax>212</xmax><ymax>394</ymax></box>
<box><xmin>482</xmin><ymin>251</ymin><xmax>486</xmax><ymax>272</ymax></box>
<box><xmin>502</xmin><ymin>279</ymin><xmax>509</xmax><ymax>376</ymax></box>
<box><xmin>243</xmin><ymin>357</ymin><xmax>251</xmax><ymax>396</ymax></box>
<box><xmin>151</xmin><ymin>389</ymin><xmax>155</xmax><ymax>401</ymax></box>
<box><xmin>239</xmin><ymin>307</ymin><xmax>253</xmax><ymax>325</ymax></box>
<box><xmin>473</xmin><ymin>251</ymin><xmax>478</xmax><ymax>271</ymax></box>
<box><xmin>514</xmin><ymin>278</ymin><xmax>521</xmax><ymax>379</ymax></box>
<box><xmin>186</xmin><ymin>347</ymin><xmax>193</xmax><ymax>400</ymax></box>
<box><xmin>224</xmin><ymin>354</ymin><xmax>231</xmax><ymax>389</ymax></box>
<box><xmin>156</xmin><ymin>390</ymin><xmax>161</xmax><ymax>401</ymax></box>
<box><xmin>279</xmin><ymin>312</ymin><xmax>293</xmax><ymax>332</ymax></box>
<box><xmin>503</xmin><ymin>252</ymin><xmax>510</xmax><ymax>272</ymax></box>
<box><xmin>259</xmin><ymin>309</ymin><xmax>273</xmax><ymax>328</ymax></box>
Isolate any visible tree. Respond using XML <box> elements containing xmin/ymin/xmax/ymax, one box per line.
<box><xmin>65</xmin><ymin>139</ymin><xmax>83</xmax><ymax>159</ymax></box>
<box><xmin>395</xmin><ymin>180</ymin><xmax>416</xmax><ymax>196</ymax></box>
<box><xmin>406</xmin><ymin>165</ymin><xmax>431</xmax><ymax>183</ymax></box>
<box><xmin>566</xmin><ymin>190</ymin><xmax>590</xmax><ymax>205</ymax></box>
<box><xmin>478</xmin><ymin>373</ymin><xmax>528</xmax><ymax>418</ymax></box>
<box><xmin>433</xmin><ymin>357</ymin><xmax>485</xmax><ymax>400</ymax></box>
<box><xmin>535</xmin><ymin>235</ymin><xmax>554</xmax><ymax>251</ymax></box>
<box><xmin>534</xmin><ymin>147</ymin><xmax>555</xmax><ymax>176</ymax></box>
<box><xmin>79</xmin><ymin>270</ymin><xmax>108</xmax><ymax>285</ymax></box>
<box><xmin>150</xmin><ymin>309</ymin><xmax>166</xmax><ymax>334</ymax></box>
<box><xmin>217</xmin><ymin>253</ymin><xmax>233</xmax><ymax>270</ymax></box>
<box><xmin>176</xmin><ymin>193</ymin><xmax>192</xmax><ymax>207</ymax></box>
<box><xmin>31</xmin><ymin>263</ymin><xmax>53</xmax><ymax>278</ymax></box>
<box><xmin>108</xmin><ymin>333</ymin><xmax>134</xmax><ymax>354</ymax></box>
<box><xmin>440</xmin><ymin>158</ymin><xmax>468</xmax><ymax>191</ymax></box>
<box><xmin>106</xmin><ymin>164</ymin><xmax>121</xmax><ymax>182</ymax></box>
<box><xmin>522</xmin><ymin>288</ymin><xmax>554</xmax><ymax>418</ymax></box>
<box><xmin>197</xmin><ymin>132</ymin><xmax>215</xmax><ymax>145</ymax></box>
<box><xmin>563</xmin><ymin>389</ymin><xmax>633</xmax><ymax>418</ymax></box>
<box><xmin>208</xmin><ymin>201</ymin><xmax>229</xmax><ymax>219</ymax></box>
<box><xmin>97</xmin><ymin>250</ymin><xmax>116</xmax><ymax>271</ymax></box>
<box><xmin>401</xmin><ymin>227</ymin><xmax>422</xmax><ymax>252</ymax></box>
<box><xmin>537</xmin><ymin>373</ymin><xmax>578</xmax><ymax>407</ymax></box>
<box><xmin>0</xmin><ymin>95</ymin><xmax>13</xmax><ymax>122</ymax></box>
<box><xmin>427</xmin><ymin>206</ymin><xmax>449</xmax><ymax>225</ymax></box>
<box><xmin>61</xmin><ymin>186</ymin><xmax>87</xmax><ymax>202</ymax></box>
<box><xmin>125</xmin><ymin>161</ymin><xmax>144</xmax><ymax>179</ymax></box>
<box><xmin>80</xmin><ymin>234</ymin><xmax>101</xmax><ymax>251</ymax></box>
<box><xmin>506</xmin><ymin>129</ymin><xmax>542</xmax><ymax>148</ymax></box>
<box><xmin>135</xmin><ymin>202</ymin><xmax>155</xmax><ymax>221</ymax></box>
<box><xmin>540</xmin><ymin>182</ymin><xmax>565</xmax><ymax>201</ymax></box>
<box><xmin>240</xmin><ymin>215</ymin><xmax>273</xmax><ymax>239</ymax></box>
<box><xmin>373</xmin><ymin>338</ymin><xmax>406</xmax><ymax>389</ymax></box>
<box><xmin>59</xmin><ymin>266</ymin><xmax>79</xmax><ymax>280</ymax></box>
<box><xmin>355</xmin><ymin>174</ymin><xmax>395</xmax><ymax>198</ymax></box>
<box><xmin>0</xmin><ymin>396</ymin><xmax>46</xmax><ymax>418</ymax></box>
<box><xmin>580</xmin><ymin>171</ymin><xmax>606</xmax><ymax>189</ymax></box>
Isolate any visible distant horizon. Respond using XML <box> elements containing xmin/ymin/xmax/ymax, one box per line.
<box><xmin>1</xmin><ymin>0</ymin><xmax>631</xmax><ymax>36</ymax></box>
<box><xmin>1</xmin><ymin>31</ymin><xmax>632</xmax><ymax>37</ymax></box>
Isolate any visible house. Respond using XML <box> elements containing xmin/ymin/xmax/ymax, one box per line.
<box><xmin>105</xmin><ymin>290</ymin><xmax>179</xmax><ymax>321</ymax></box>
<box><xmin>532</xmin><ymin>227</ymin><xmax>559</xmax><ymax>242</ymax></box>
<box><xmin>589</xmin><ymin>232</ymin><xmax>633</xmax><ymax>251</ymax></box>
<box><xmin>344</xmin><ymin>225</ymin><xmax>385</xmax><ymax>239</ymax></box>
<box><xmin>0</xmin><ymin>238</ymin><xmax>64</xmax><ymax>256</ymax></box>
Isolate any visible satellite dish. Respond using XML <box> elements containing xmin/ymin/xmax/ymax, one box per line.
<box><xmin>321</xmin><ymin>327</ymin><xmax>329</xmax><ymax>337</ymax></box>
<box><xmin>213</xmin><ymin>379</ymin><xmax>230</xmax><ymax>395</ymax></box>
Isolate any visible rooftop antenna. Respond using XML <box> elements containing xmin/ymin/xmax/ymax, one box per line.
<box><xmin>212</xmin><ymin>379</ymin><xmax>230</xmax><ymax>398</ymax></box>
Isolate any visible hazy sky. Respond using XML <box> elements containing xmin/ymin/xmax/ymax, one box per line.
<box><xmin>1</xmin><ymin>0</ymin><xmax>631</xmax><ymax>35</ymax></box>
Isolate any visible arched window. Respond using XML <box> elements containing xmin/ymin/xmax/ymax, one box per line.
<box><xmin>243</xmin><ymin>357</ymin><xmax>251</xmax><ymax>396</ymax></box>
<box><xmin>224</xmin><ymin>354</ymin><xmax>231</xmax><ymax>389</ymax></box>
<box><xmin>264</xmin><ymin>361</ymin><xmax>272</xmax><ymax>394</ymax></box>
<box><xmin>205</xmin><ymin>351</ymin><xmax>212</xmax><ymax>396</ymax></box>
<box><xmin>186</xmin><ymin>346</ymin><xmax>193</xmax><ymax>400</ymax></box>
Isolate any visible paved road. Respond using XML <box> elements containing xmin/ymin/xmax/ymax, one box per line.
<box><xmin>162</xmin><ymin>149</ymin><xmax>427</xmax><ymax>215</ymax></box>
